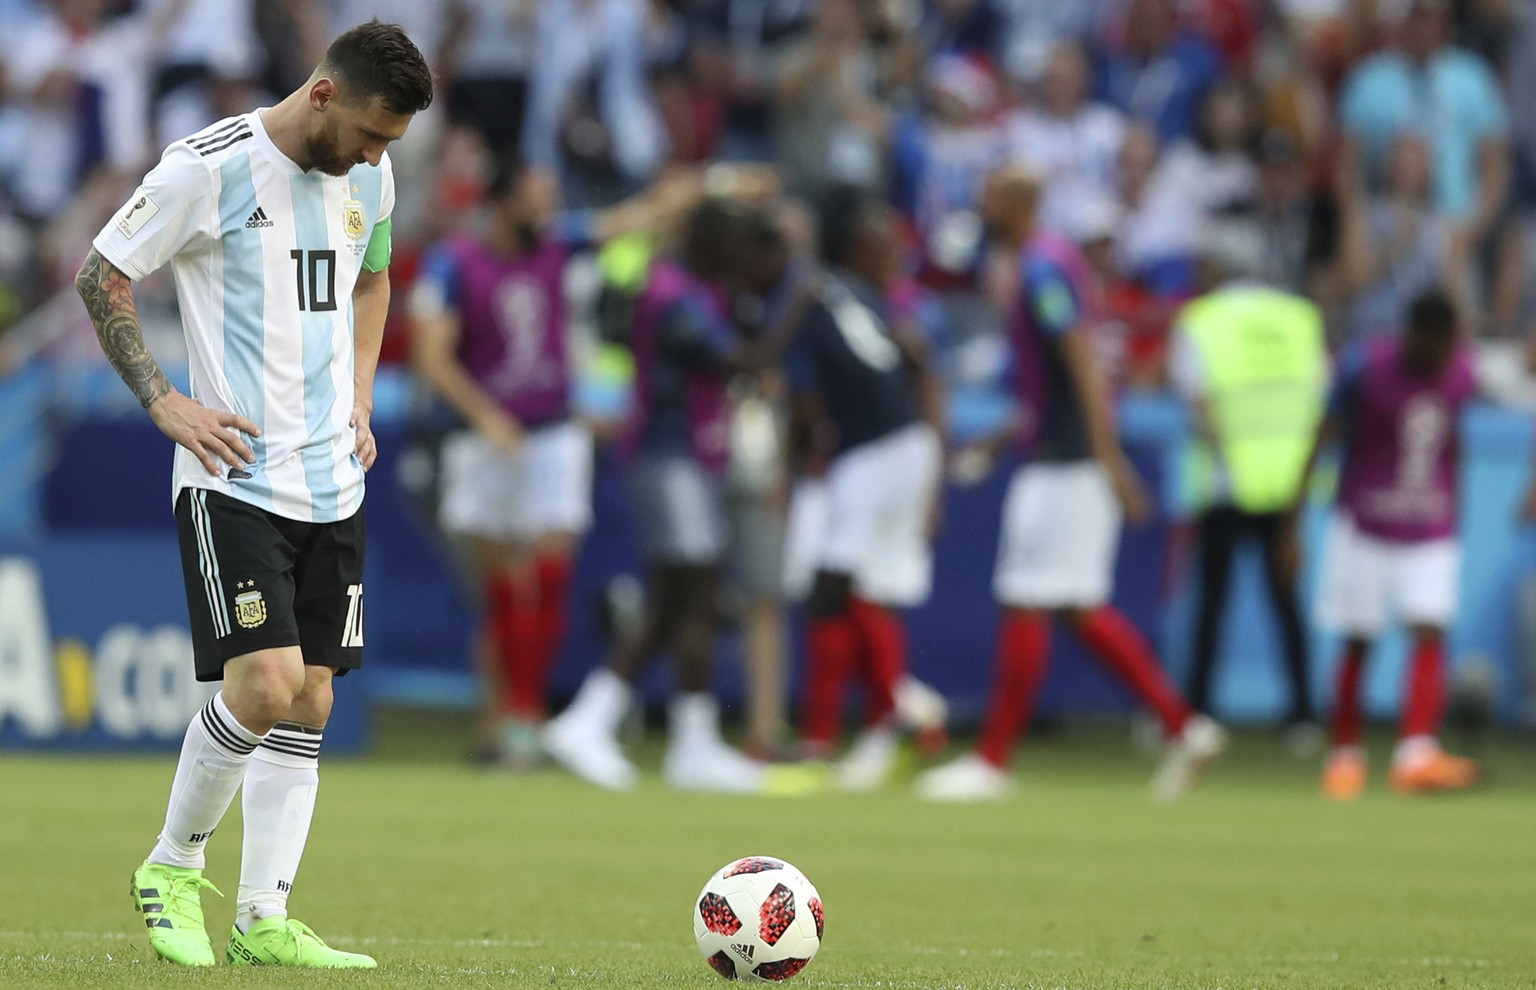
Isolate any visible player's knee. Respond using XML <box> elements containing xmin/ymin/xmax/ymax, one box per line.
<box><xmin>805</xmin><ymin>572</ymin><xmax>852</xmax><ymax>621</ymax></box>
<box><xmin>223</xmin><ymin>653</ymin><xmax>306</xmax><ymax>730</ymax></box>
<box><xmin>288</xmin><ymin>672</ymin><xmax>335</xmax><ymax>727</ymax></box>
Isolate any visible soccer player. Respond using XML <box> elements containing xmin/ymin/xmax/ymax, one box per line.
<box><xmin>75</xmin><ymin>22</ymin><xmax>432</xmax><ymax>968</ymax></box>
<box><xmin>410</xmin><ymin>155</ymin><xmax>699</xmax><ymax>767</ymax></box>
<box><xmin>745</xmin><ymin>196</ymin><xmax>944</xmax><ymax>791</ymax></box>
<box><xmin>1314</xmin><ymin>291</ymin><xmax>1480</xmax><ymax>799</ymax></box>
<box><xmin>916</xmin><ymin>169</ymin><xmax>1226</xmax><ymax>802</ymax></box>
<box><xmin>543</xmin><ymin>197</ymin><xmax>794</xmax><ymax>792</ymax></box>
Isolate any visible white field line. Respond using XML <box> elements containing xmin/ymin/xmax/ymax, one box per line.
<box><xmin>0</xmin><ymin>931</ymin><xmax>1498</xmax><ymax>973</ymax></box>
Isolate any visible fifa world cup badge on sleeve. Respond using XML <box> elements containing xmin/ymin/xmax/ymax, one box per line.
<box><xmin>116</xmin><ymin>191</ymin><xmax>160</xmax><ymax>238</ymax></box>
<box><xmin>234</xmin><ymin>581</ymin><xmax>268</xmax><ymax>630</ymax></box>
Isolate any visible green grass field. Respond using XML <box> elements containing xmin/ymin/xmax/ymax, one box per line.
<box><xmin>3</xmin><ymin>712</ymin><xmax>1535</xmax><ymax>990</ymax></box>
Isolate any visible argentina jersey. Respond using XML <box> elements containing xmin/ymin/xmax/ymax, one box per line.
<box><xmin>92</xmin><ymin>110</ymin><xmax>396</xmax><ymax>523</ymax></box>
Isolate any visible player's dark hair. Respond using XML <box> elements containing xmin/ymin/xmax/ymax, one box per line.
<box><xmin>682</xmin><ymin>197</ymin><xmax>751</xmax><ymax>279</ymax></box>
<box><xmin>487</xmin><ymin>152</ymin><xmax>530</xmax><ymax>200</ymax></box>
<box><xmin>323</xmin><ymin>20</ymin><xmax>434</xmax><ymax>115</ymax></box>
<box><xmin>742</xmin><ymin>206</ymin><xmax>786</xmax><ymax>254</ymax></box>
<box><xmin>817</xmin><ymin>187</ymin><xmax>881</xmax><ymax>268</ymax></box>
<box><xmin>1407</xmin><ymin>290</ymin><xmax>1457</xmax><ymax>338</ymax></box>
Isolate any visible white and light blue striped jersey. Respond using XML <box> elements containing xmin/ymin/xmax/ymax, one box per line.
<box><xmin>92</xmin><ymin>110</ymin><xmax>395</xmax><ymax>523</ymax></box>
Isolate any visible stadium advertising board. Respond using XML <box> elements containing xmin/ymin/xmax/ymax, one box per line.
<box><xmin>0</xmin><ymin>539</ymin><xmax>365</xmax><ymax>750</ymax></box>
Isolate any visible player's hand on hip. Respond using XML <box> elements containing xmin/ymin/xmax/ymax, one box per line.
<box><xmin>477</xmin><ymin>410</ymin><xmax>525</xmax><ymax>457</ymax></box>
<box><xmin>148</xmin><ymin>391</ymin><xmax>260</xmax><ymax>475</ymax></box>
<box><xmin>350</xmin><ymin>404</ymin><xmax>377</xmax><ymax>471</ymax></box>
<box><xmin>1109</xmin><ymin>457</ymin><xmax>1153</xmax><ymax>526</ymax></box>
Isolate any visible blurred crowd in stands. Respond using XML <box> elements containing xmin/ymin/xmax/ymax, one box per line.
<box><xmin>4</xmin><ymin>0</ymin><xmax>1536</xmax><ymax>386</ymax></box>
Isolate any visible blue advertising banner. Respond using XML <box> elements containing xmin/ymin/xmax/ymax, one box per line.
<box><xmin>0</xmin><ymin>536</ymin><xmax>367</xmax><ymax>750</ymax></box>
<box><xmin>12</xmin><ymin>395</ymin><xmax>1535</xmax><ymax>746</ymax></box>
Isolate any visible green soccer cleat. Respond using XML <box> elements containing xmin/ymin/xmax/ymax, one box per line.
<box><xmin>226</xmin><ymin>917</ymin><xmax>378</xmax><ymax>968</ymax></box>
<box><xmin>129</xmin><ymin>861</ymin><xmax>220</xmax><ymax>966</ymax></box>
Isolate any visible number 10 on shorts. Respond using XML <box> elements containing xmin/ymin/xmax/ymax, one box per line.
<box><xmin>341</xmin><ymin>583</ymin><xmax>364</xmax><ymax>648</ymax></box>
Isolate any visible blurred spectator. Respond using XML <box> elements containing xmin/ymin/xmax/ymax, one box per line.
<box><xmin>891</xmin><ymin>53</ymin><xmax>1006</xmax><ymax>276</ymax></box>
<box><xmin>1113</xmin><ymin>124</ymin><xmax>1201</xmax><ymax>297</ymax></box>
<box><xmin>1007</xmin><ymin>41</ymin><xmax>1126</xmax><ymax>237</ymax></box>
<box><xmin>1250</xmin><ymin>130</ymin><xmax>1341</xmax><ymax>307</ymax></box>
<box><xmin>1252</xmin><ymin>27</ymin><xmax>1333</xmax><ymax>182</ymax></box>
<box><xmin>1094</xmin><ymin>0</ymin><xmax>1225</xmax><ymax>144</ymax></box>
<box><xmin>1159</xmin><ymin>80</ymin><xmax>1261</xmax><ymax>220</ymax></box>
<box><xmin>3</xmin><ymin>0</ymin><xmax>130</xmax><ymax>224</ymax></box>
<box><xmin>646</xmin><ymin>0</ymin><xmax>711</xmax><ymax>164</ymax></box>
<box><xmin>772</xmin><ymin>0</ymin><xmax>892</xmax><ymax>199</ymax></box>
<box><xmin>1337</xmin><ymin>0</ymin><xmax>1509</xmax><ymax>238</ymax></box>
<box><xmin>995</xmin><ymin>0</ymin><xmax>1111</xmax><ymax>84</ymax></box>
<box><xmin>689</xmin><ymin>0</ymin><xmax>811</xmax><ymax>163</ymax></box>
<box><xmin>523</xmin><ymin>0</ymin><xmax>669</xmax><ymax>207</ymax></box>
<box><xmin>438</xmin><ymin>0</ymin><xmax>540</xmax><ymax>158</ymax></box>
<box><xmin>1341</xmin><ymin>132</ymin><xmax>1472</xmax><ymax>341</ymax></box>
<box><xmin>1184</xmin><ymin>0</ymin><xmax>1260</xmax><ymax>71</ymax></box>
<box><xmin>917</xmin><ymin>0</ymin><xmax>1005</xmax><ymax>62</ymax></box>
<box><xmin>142</xmin><ymin>0</ymin><xmax>265</xmax><ymax>150</ymax></box>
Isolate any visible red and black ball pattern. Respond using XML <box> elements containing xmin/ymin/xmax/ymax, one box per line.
<box><xmin>724</xmin><ymin>857</ymin><xmax>785</xmax><ymax>878</ymax></box>
<box><xmin>754</xmin><ymin>958</ymin><xmax>809</xmax><ymax>981</ymax></box>
<box><xmin>700</xmin><ymin>893</ymin><xmax>743</xmax><ymax>936</ymax></box>
<box><xmin>758</xmin><ymin>882</ymin><xmax>795</xmax><ymax>946</ymax></box>
<box><xmin>808</xmin><ymin>897</ymin><xmax>824</xmax><ymax>940</ymax></box>
<box><xmin>707</xmin><ymin>951</ymin><xmax>738</xmax><ymax>980</ymax></box>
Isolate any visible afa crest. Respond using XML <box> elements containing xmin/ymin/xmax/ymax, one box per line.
<box><xmin>234</xmin><ymin>586</ymin><xmax>267</xmax><ymax>630</ymax></box>
<box><xmin>342</xmin><ymin>200</ymin><xmax>366</xmax><ymax>241</ymax></box>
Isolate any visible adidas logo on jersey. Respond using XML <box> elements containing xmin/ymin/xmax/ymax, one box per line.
<box><xmin>245</xmin><ymin>206</ymin><xmax>274</xmax><ymax>229</ymax></box>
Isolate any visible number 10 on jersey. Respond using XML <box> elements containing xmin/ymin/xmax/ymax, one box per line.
<box><xmin>291</xmin><ymin>249</ymin><xmax>338</xmax><ymax>312</ymax></box>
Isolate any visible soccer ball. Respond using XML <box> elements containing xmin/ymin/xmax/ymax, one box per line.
<box><xmin>693</xmin><ymin>856</ymin><xmax>824</xmax><ymax>982</ymax></box>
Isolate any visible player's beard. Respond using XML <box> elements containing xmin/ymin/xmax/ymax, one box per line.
<box><xmin>305</xmin><ymin>131</ymin><xmax>357</xmax><ymax>177</ymax></box>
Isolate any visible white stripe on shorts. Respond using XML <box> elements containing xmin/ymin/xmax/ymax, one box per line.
<box><xmin>191</xmin><ymin>490</ymin><xmax>231</xmax><ymax>638</ymax></box>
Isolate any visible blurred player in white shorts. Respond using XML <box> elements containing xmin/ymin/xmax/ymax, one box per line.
<box><xmin>1311</xmin><ymin>291</ymin><xmax>1479</xmax><ymax>800</ymax></box>
<box><xmin>412</xmin><ymin>155</ymin><xmax>686</xmax><ymax>764</ymax></box>
<box><xmin>917</xmin><ymin>170</ymin><xmax>1225</xmax><ymax>803</ymax></box>
<box><xmin>744</xmin><ymin>193</ymin><xmax>947</xmax><ymax>792</ymax></box>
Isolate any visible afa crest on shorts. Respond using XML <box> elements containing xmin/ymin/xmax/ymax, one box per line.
<box><xmin>234</xmin><ymin>581</ymin><xmax>268</xmax><ymax>630</ymax></box>
<box><xmin>342</xmin><ymin>200</ymin><xmax>366</xmax><ymax>241</ymax></box>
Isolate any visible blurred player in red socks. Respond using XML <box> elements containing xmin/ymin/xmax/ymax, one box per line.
<box><xmin>1309</xmin><ymin>291</ymin><xmax>1479</xmax><ymax>800</ymax></box>
<box><xmin>916</xmin><ymin>168</ymin><xmax>1225</xmax><ymax>803</ymax></box>
<box><xmin>412</xmin><ymin>155</ymin><xmax>698</xmax><ymax>767</ymax></box>
<box><xmin>742</xmin><ymin>193</ymin><xmax>945</xmax><ymax>791</ymax></box>
<box><xmin>780</xmin><ymin>292</ymin><xmax>952</xmax><ymax>778</ymax></box>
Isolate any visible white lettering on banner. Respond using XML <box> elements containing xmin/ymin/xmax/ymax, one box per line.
<box><xmin>96</xmin><ymin>625</ymin><xmax>208</xmax><ymax>739</ymax></box>
<box><xmin>0</xmin><ymin>558</ymin><xmax>61</xmax><ymax>736</ymax></box>
<box><xmin>94</xmin><ymin>626</ymin><xmax>139</xmax><ymax>737</ymax></box>
<box><xmin>0</xmin><ymin>555</ymin><xmax>208</xmax><ymax>743</ymax></box>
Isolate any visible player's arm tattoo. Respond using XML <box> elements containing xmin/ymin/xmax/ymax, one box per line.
<box><xmin>75</xmin><ymin>247</ymin><xmax>172</xmax><ymax>409</ymax></box>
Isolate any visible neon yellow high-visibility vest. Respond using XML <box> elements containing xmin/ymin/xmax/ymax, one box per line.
<box><xmin>598</xmin><ymin>230</ymin><xmax>655</xmax><ymax>293</ymax></box>
<box><xmin>1179</xmin><ymin>286</ymin><xmax>1329</xmax><ymax>513</ymax></box>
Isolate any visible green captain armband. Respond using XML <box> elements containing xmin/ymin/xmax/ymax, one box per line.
<box><xmin>362</xmin><ymin>216</ymin><xmax>392</xmax><ymax>273</ymax></box>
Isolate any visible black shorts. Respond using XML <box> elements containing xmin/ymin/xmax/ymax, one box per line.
<box><xmin>175</xmin><ymin>488</ymin><xmax>366</xmax><ymax>682</ymax></box>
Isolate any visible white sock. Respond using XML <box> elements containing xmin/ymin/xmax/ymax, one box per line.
<box><xmin>670</xmin><ymin>692</ymin><xmax>722</xmax><ymax>752</ymax></box>
<box><xmin>562</xmin><ymin>668</ymin><xmax>633</xmax><ymax>735</ymax></box>
<box><xmin>235</xmin><ymin>722</ymin><xmax>322</xmax><ymax>933</ymax></box>
<box><xmin>149</xmin><ymin>693</ymin><xmax>264</xmax><ymax>869</ymax></box>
